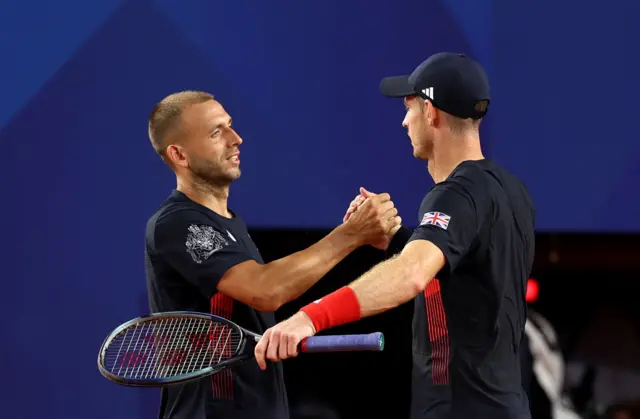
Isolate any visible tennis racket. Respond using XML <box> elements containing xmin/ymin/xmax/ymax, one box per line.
<box><xmin>97</xmin><ymin>311</ymin><xmax>384</xmax><ymax>387</ymax></box>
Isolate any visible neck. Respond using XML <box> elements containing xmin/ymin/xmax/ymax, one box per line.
<box><xmin>427</xmin><ymin>132</ymin><xmax>484</xmax><ymax>183</ymax></box>
<box><xmin>176</xmin><ymin>176</ymin><xmax>232</xmax><ymax>218</ymax></box>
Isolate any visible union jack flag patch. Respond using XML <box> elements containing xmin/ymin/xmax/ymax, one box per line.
<box><xmin>420</xmin><ymin>211</ymin><xmax>451</xmax><ymax>230</ymax></box>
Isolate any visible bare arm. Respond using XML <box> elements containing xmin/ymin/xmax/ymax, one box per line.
<box><xmin>253</xmin><ymin>239</ymin><xmax>446</xmax><ymax>369</ymax></box>
<box><xmin>218</xmin><ymin>194</ymin><xmax>400</xmax><ymax>312</ymax></box>
<box><xmin>253</xmin><ymin>181</ymin><xmax>485</xmax><ymax>369</ymax></box>
<box><xmin>349</xmin><ymin>239</ymin><xmax>445</xmax><ymax>317</ymax></box>
<box><xmin>218</xmin><ymin>224</ymin><xmax>360</xmax><ymax>311</ymax></box>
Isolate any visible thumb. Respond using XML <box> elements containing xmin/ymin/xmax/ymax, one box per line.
<box><xmin>359</xmin><ymin>187</ymin><xmax>376</xmax><ymax>198</ymax></box>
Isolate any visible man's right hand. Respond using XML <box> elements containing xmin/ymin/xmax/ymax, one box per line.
<box><xmin>343</xmin><ymin>187</ymin><xmax>372</xmax><ymax>223</ymax></box>
<box><xmin>342</xmin><ymin>188</ymin><xmax>401</xmax><ymax>249</ymax></box>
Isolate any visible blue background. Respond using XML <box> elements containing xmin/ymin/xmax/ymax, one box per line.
<box><xmin>1</xmin><ymin>0</ymin><xmax>639</xmax><ymax>418</ymax></box>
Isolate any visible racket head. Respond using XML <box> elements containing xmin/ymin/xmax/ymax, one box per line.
<box><xmin>97</xmin><ymin>311</ymin><xmax>249</xmax><ymax>387</ymax></box>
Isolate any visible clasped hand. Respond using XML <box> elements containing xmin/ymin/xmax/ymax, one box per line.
<box><xmin>253</xmin><ymin>187</ymin><xmax>400</xmax><ymax>369</ymax></box>
<box><xmin>342</xmin><ymin>187</ymin><xmax>402</xmax><ymax>250</ymax></box>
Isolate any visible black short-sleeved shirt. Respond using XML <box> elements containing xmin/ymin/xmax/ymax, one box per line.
<box><xmin>144</xmin><ymin>190</ymin><xmax>289</xmax><ymax>419</ymax></box>
<box><xmin>408</xmin><ymin>159</ymin><xmax>535</xmax><ymax>419</ymax></box>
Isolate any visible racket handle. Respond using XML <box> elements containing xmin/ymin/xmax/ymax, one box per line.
<box><xmin>300</xmin><ymin>332</ymin><xmax>384</xmax><ymax>353</ymax></box>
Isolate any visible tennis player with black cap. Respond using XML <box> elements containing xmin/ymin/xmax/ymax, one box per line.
<box><xmin>255</xmin><ymin>52</ymin><xmax>536</xmax><ymax>419</ymax></box>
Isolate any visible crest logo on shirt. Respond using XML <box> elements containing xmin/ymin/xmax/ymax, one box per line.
<box><xmin>420</xmin><ymin>211</ymin><xmax>451</xmax><ymax>230</ymax></box>
<box><xmin>185</xmin><ymin>224</ymin><xmax>229</xmax><ymax>264</ymax></box>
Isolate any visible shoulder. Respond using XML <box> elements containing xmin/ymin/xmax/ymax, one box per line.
<box><xmin>146</xmin><ymin>199</ymin><xmax>230</xmax><ymax>248</ymax></box>
<box><xmin>148</xmin><ymin>200</ymin><xmax>212</xmax><ymax>230</ymax></box>
<box><xmin>437</xmin><ymin>159</ymin><xmax>534</xmax><ymax>202</ymax></box>
<box><xmin>448</xmin><ymin>160</ymin><xmax>494</xmax><ymax>193</ymax></box>
<box><xmin>418</xmin><ymin>161</ymin><xmax>499</xmax><ymax>224</ymax></box>
<box><xmin>423</xmin><ymin>162</ymin><xmax>488</xmax><ymax>205</ymax></box>
<box><xmin>470</xmin><ymin>159</ymin><xmax>536</xmax><ymax>218</ymax></box>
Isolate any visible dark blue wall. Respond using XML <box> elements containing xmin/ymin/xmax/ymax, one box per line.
<box><xmin>2</xmin><ymin>0</ymin><xmax>639</xmax><ymax>418</ymax></box>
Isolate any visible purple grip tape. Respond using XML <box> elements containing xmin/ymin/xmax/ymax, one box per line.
<box><xmin>301</xmin><ymin>332</ymin><xmax>384</xmax><ymax>353</ymax></box>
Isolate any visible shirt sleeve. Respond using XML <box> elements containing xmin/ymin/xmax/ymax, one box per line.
<box><xmin>153</xmin><ymin>209</ymin><xmax>256</xmax><ymax>299</ymax></box>
<box><xmin>408</xmin><ymin>180</ymin><xmax>488</xmax><ymax>276</ymax></box>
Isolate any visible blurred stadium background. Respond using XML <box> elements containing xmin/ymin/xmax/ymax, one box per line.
<box><xmin>2</xmin><ymin>1</ymin><xmax>639</xmax><ymax>418</ymax></box>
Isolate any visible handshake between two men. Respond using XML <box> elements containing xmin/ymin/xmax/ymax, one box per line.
<box><xmin>340</xmin><ymin>187</ymin><xmax>402</xmax><ymax>251</ymax></box>
<box><xmin>254</xmin><ymin>186</ymin><xmax>407</xmax><ymax>370</ymax></box>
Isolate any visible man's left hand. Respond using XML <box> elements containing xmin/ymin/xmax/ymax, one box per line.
<box><xmin>343</xmin><ymin>187</ymin><xmax>401</xmax><ymax>250</ymax></box>
<box><xmin>254</xmin><ymin>311</ymin><xmax>316</xmax><ymax>370</ymax></box>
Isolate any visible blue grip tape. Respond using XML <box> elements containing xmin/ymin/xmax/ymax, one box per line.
<box><xmin>301</xmin><ymin>332</ymin><xmax>384</xmax><ymax>353</ymax></box>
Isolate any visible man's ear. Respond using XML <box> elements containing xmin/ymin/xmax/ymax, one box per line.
<box><xmin>425</xmin><ymin>100</ymin><xmax>438</xmax><ymax>126</ymax></box>
<box><xmin>166</xmin><ymin>144</ymin><xmax>189</xmax><ymax>168</ymax></box>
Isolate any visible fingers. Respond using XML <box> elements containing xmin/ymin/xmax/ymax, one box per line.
<box><xmin>359</xmin><ymin>193</ymin><xmax>390</xmax><ymax>208</ymax></box>
<box><xmin>383</xmin><ymin>200</ymin><xmax>396</xmax><ymax>214</ymax></box>
<box><xmin>386</xmin><ymin>215</ymin><xmax>402</xmax><ymax>233</ymax></box>
<box><xmin>389</xmin><ymin>220</ymin><xmax>402</xmax><ymax>236</ymax></box>
<box><xmin>364</xmin><ymin>198</ymin><xmax>390</xmax><ymax>224</ymax></box>
<box><xmin>343</xmin><ymin>194</ymin><xmax>366</xmax><ymax>223</ymax></box>
<box><xmin>288</xmin><ymin>335</ymin><xmax>299</xmax><ymax>358</ymax></box>
<box><xmin>383</xmin><ymin>206</ymin><xmax>398</xmax><ymax>219</ymax></box>
<box><xmin>352</xmin><ymin>195</ymin><xmax>365</xmax><ymax>211</ymax></box>
<box><xmin>254</xmin><ymin>329</ymin><xmax>271</xmax><ymax>370</ymax></box>
<box><xmin>265</xmin><ymin>329</ymin><xmax>281</xmax><ymax>366</ymax></box>
<box><xmin>277</xmin><ymin>330</ymin><xmax>300</xmax><ymax>360</ymax></box>
<box><xmin>278</xmin><ymin>330</ymin><xmax>289</xmax><ymax>361</ymax></box>
<box><xmin>371</xmin><ymin>192</ymin><xmax>391</xmax><ymax>203</ymax></box>
<box><xmin>255</xmin><ymin>329</ymin><xmax>302</xmax><ymax>371</ymax></box>
<box><xmin>255</xmin><ymin>313</ymin><xmax>316</xmax><ymax>371</ymax></box>
<box><xmin>380</xmin><ymin>204</ymin><xmax>401</xmax><ymax>233</ymax></box>
<box><xmin>354</xmin><ymin>196</ymin><xmax>395</xmax><ymax>225</ymax></box>
<box><xmin>344</xmin><ymin>191</ymin><xmax>397</xmax><ymax>240</ymax></box>
<box><xmin>255</xmin><ymin>328</ymin><xmax>283</xmax><ymax>370</ymax></box>
<box><xmin>344</xmin><ymin>202</ymin><xmax>357</xmax><ymax>223</ymax></box>
<box><xmin>359</xmin><ymin>187</ymin><xmax>377</xmax><ymax>198</ymax></box>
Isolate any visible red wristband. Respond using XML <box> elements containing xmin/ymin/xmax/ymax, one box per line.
<box><xmin>299</xmin><ymin>286</ymin><xmax>361</xmax><ymax>333</ymax></box>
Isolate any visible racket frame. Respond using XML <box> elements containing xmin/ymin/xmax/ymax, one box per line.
<box><xmin>97</xmin><ymin>311</ymin><xmax>253</xmax><ymax>387</ymax></box>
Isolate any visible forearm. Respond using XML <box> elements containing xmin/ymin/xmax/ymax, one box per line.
<box><xmin>260</xmin><ymin>224</ymin><xmax>360</xmax><ymax>307</ymax></box>
<box><xmin>298</xmin><ymin>241</ymin><xmax>445</xmax><ymax>334</ymax></box>
<box><xmin>349</xmin><ymin>254</ymin><xmax>431</xmax><ymax>318</ymax></box>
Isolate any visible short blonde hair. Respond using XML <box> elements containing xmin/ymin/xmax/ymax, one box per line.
<box><xmin>148</xmin><ymin>90</ymin><xmax>215</xmax><ymax>156</ymax></box>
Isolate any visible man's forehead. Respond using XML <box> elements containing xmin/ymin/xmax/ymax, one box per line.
<box><xmin>183</xmin><ymin>100</ymin><xmax>230</xmax><ymax>124</ymax></box>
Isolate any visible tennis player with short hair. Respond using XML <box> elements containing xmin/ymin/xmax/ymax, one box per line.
<box><xmin>254</xmin><ymin>53</ymin><xmax>536</xmax><ymax>419</ymax></box>
<box><xmin>144</xmin><ymin>91</ymin><xmax>401</xmax><ymax>419</ymax></box>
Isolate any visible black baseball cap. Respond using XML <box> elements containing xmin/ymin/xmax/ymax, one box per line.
<box><xmin>379</xmin><ymin>52</ymin><xmax>490</xmax><ymax>120</ymax></box>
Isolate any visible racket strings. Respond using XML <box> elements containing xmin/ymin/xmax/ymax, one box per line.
<box><xmin>102</xmin><ymin>317</ymin><xmax>242</xmax><ymax>380</ymax></box>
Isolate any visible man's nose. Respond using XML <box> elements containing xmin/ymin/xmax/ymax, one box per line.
<box><xmin>402</xmin><ymin>116</ymin><xmax>409</xmax><ymax>128</ymax></box>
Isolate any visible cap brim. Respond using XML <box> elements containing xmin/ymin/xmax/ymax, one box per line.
<box><xmin>379</xmin><ymin>75</ymin><xmax>416</xmax><ymax>98</ymax></box>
